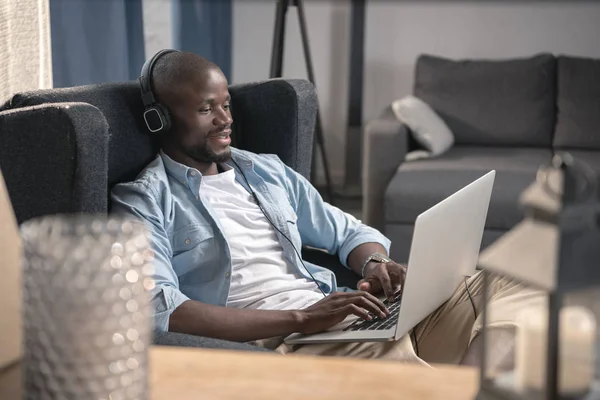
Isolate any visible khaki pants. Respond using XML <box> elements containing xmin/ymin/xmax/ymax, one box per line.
<box><xmin>255</xmin><ymin>271</ymin><xmax>544</xmax><ymax>366</ymax></box>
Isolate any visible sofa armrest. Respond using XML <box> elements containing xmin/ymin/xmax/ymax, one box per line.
<box><xmin>0</xmin><ymin>103</ymin><xmax>109</xmax><ymax>224</ymax></box>
<box><xmin>229</xmin><ymin>79</ymin><xmax>317</xmax><ymax>179</ymax></box>
<box><xmin>362</xmin><ymin>116</ymin><xmax>410</xmax><ymax>231</ymax></box>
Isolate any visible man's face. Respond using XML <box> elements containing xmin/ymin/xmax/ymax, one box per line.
<box><xmin>167</xmin><ymin>68</ymin><xmax>233</xmax><ymax>164</ymax></box>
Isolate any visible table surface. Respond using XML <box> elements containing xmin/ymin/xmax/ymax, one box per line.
<box><xmin>1</xmin><ymin>346</ymin><xmax>479</xmax><ymax>399</ymax></box>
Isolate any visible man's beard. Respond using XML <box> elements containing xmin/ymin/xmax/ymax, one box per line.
<box><xmin>182</xmin><ymin>141</ymin><xmax>232</xmax><ymax>164</ymax></box>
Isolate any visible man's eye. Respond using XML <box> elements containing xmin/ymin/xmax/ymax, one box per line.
<box><xmin>223</xmin><ymin>104</ymin><xmax>230</xmax><ymax>110</ymax></box>
<box><xmin>199</xmin><ymin>108</ymin><xmax>211</xmax><ymax>113</ymax></box>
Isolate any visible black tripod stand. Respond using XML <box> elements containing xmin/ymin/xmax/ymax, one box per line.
<box><xmin>269</xmin><ymin>0</ymin><xmax>335</xmax><ymax>205</ymax></box>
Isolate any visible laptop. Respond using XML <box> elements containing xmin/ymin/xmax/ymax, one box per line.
<box><xmin>284</xmin><ymin>170</ymin><xmax>496</xmax><ymax>345</ymax></box>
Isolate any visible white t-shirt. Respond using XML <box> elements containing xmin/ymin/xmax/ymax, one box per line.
<box><xmin>200</xmin><ymin>169</ymin><xmax>324</xmax><ymax>311</ymax></box>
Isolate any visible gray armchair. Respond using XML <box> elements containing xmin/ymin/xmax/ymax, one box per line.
<box><xmin>0</xmin><ymin>77</ymin><xmax>359</xmax><ymax>351</ymax></box>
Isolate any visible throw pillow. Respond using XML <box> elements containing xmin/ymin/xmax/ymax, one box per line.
<box><xmin>391</xmin><ymin>95</ymin><xmax>454</xmax><ymax>161</ymax></box>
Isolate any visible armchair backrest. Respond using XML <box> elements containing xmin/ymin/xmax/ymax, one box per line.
<box><xmin>6</xmin><ymin>78</ymin><xmax>317</xmax><ymax>191</ymax></box>
<box><xmin>228</xmin><ymin>79</ymin><xmax>317</xmax><ymax>179</ymax></box>
<box><xmin>0</xmin><ymin>103</ymin><xmax>109</xmax><ymax>223</ymax></box>
<box><xmin>7</xmin><ymin>81</ymin><xmax>156</xmax><ymax>189</ymax></box>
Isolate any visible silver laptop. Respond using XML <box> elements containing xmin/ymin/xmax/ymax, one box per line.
<box><xmin>284</xmin><ymin>170</ymin><xmax>496</xmax><ymax>345</ymax></box>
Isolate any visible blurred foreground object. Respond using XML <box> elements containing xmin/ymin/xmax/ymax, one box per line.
<box><xmin>0</xmin><ymin>169</ymin><xmax>22</xmax><ymax>370</ymax></box>
<box><xmin>477</xmin><ymin>153</ymin><xmax>600</xmax><ymax>400</ymax></box>
<box><xmin>21</xmin><ymin>215</ymin><xmax>155</xmax><ymax>400</ymax></box>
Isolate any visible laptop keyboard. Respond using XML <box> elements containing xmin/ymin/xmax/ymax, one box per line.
<box><xmin>342</xmin><ymin>291</ymin><xmax>402</xmax><ymax>332</ymax></box>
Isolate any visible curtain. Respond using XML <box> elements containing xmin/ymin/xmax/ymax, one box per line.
<box><xmin>49</xmin><ymin>0</ymin><xmax>145</xmax><ymax>88</ymax></box>
<box><xmin>173</xmin><ymin>0</ymin><xmax>232</xmax><ymax>80</ymax></box>
<box><xmin>0</xmin><ymin>0</ymin><xmax>52</xmax><ymax>102</ymax></box>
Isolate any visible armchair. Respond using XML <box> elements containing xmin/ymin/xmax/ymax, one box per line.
<box><xmin>0</xmin><ymin>77</ymin><xmax>361</xmax><ymax>351</ymax></box>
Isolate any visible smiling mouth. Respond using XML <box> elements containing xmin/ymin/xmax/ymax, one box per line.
<box><xmin>210</xmin><ymin>128</ymin><xmax>232</xmax><ymax>147</ymax></box>
<box><xmin>212</xmin><ymin>128</ymin><xmax>232</xmax><ymax>139</ymax></box>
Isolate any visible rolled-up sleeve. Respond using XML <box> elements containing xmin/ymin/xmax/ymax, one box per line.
<box><xmin>110</xmin><ymin>182</ymin><xmax>189</xmax><ymax>332</ymax></box>
<box><xmin>281</xmin><ymin>160</ymin><xmax>391</xmax><ymax>267</ymax></box>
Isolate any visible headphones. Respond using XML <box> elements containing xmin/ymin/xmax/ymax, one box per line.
<box><xmin>139</xmin><ymin>49</ymin><xmax>180</xmax><ymax>134</ymax></box>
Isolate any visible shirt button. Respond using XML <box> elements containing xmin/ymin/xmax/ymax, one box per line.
<box><xmin>190</xmin><ymin>170</ymin><xmax>197</xmax><ymax>176</ymax></box>
<box><xmin>225</xmin><ymin>272</ymin><xmax>230</xmax><ymax>279</ymax></box>
<box><xmin>185</xmin><ymin>238</ymin><xmax>191</xmax><ymax>245</ymax></box>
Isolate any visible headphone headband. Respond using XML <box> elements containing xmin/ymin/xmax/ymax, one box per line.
<box><xmin>139</xmin><ymin>49</ymin><xmax>179</xmax><ymax>107</ymax></box>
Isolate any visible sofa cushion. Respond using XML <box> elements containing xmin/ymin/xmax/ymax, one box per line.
<box><xmin>554</xmin><ymin>56</ymin><xmax>600</xmax><ymax>150</ymax></box>
<box><xmin>414</xmin><ymin>54</ymin><xmax>556</xmax><ymax>147</ymax></box>
<box><xmin>385</xmin><ymin>146</ymin><xmax>553</xmax><ymax>230</ymax></box>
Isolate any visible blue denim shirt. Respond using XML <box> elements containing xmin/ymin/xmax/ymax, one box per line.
<box><xmin>110</xmin><ymin>148</ymin><xmax>391</xmax><ymax>331</ymax></box>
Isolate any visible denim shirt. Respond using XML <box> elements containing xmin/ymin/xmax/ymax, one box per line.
<box><xmin>110</xmin><ymin>148</ymin><xmax>391</xmax><ymax>331</ymax></box>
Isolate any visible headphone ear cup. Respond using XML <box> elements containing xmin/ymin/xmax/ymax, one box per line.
<box><xmin>155</xmin><ymin>103</ymin><xmax>172</xmax><ymax>133</ymax></box>
<box><xmin>143</xmin><ymin>103</ymin><xmax>172</xmax><ymax>134</ymax></box>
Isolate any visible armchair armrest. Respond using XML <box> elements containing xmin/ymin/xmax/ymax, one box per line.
<box><xmin>153</xmin><ymin>331</ymin><xmax>273</xmax><ymax>353</ymax></box>
<box><xmin>229</xmin><ymin>79</ymin><xmax>317</xmax><ymax>179</ymax></box>
<box><xmin>0</xmin><ymin>103</ymin><xmax>109</xmax><ymax>223</ymax></box>
<box><xmin>362</xmin><ymin>113</ymin><xmax>410</xmax><ymax>231</ymax></box>
<box><xmin>302</xmin><ymin>247</ymin><xmax>361</xmax><ymax>290</ymax></box>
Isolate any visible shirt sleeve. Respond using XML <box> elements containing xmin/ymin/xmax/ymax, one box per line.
<box><xmin>110</xmin><ymin>181</ymin><xmax>190</xmax><ymax>332</ymax></box>
<box><xmin>279</xmin><ymin>159</ymin><xmax>391</xmax><ymax>267</ymax></box>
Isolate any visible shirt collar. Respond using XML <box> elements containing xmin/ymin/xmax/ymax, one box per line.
<box><xmin>226</xmin><ymin>148</ymin><xmax>254</xmax><ymax>171</ymax></box>
<box><xmin>159</xmin><ymin>148</ymin><xmax>253</xmax><ymax>186</ymax></box>
<box><xmin>160</xmin><ymin>150</ymin><xmax>193</xmax><ymax>186</ymax></box>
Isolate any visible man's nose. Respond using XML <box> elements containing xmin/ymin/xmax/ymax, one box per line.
<box><xmin>213</xmin><ymin>108</ymin><xmax>232</xmax><ymax>126</ymax></box>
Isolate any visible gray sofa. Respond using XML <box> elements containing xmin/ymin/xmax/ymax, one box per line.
<box><xmin>363</xmin><ymin>53</ymin><xmax>600</xmax><ymax>262</ymax></box>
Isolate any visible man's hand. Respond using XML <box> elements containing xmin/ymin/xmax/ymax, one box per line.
<box><xmin>295</xmin><ymin>291</ymin><xmax>390</xmax><ymax>335</ymax></box>
<box><xmin>357</xmin><ymin>261</ymin><xmax>407</xmax><ymax>302</ymax></box>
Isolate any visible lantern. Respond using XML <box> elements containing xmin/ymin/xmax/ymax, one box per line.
<box><xmin>476</xmin><ymin>153</ymin><xmax>600</xmax><ymax>400</ymax></box>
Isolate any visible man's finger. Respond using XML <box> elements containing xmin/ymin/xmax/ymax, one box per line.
<box><xmin>352</xmin><ymin>295</ymin><xmax>388</xmax><ymax>319</ymax></box>
<box><xmin>357</xmin><ymin>280</ymin><xmax>371</xmax><ymax>292</ymax></box>
<box><xmin>387</xmin><ymin>274</ymin><xmax>402</xmax><ymax>296</ymax></box>
<box><xmin>388</xmin><ymin>270</ymin><xmax>402</xmax><ymax>286</ymax></box>
<box><xmin>339</xmin><ymin>290</ymin><xmax>389</xmax><ymax>314</ymax></box>
<box><xmin>387</xmin><ymin>262</ymin><xmax>407</xmax><ymax>286</ymax></box>
<box><xmin>340</xmin><ymin>304</ymin><xmax>371</xmax><ymax>321</ymax></box>
<box><xmin>378</xmin><ymin>267</ymin><xmax>394</xmax><ymax>302</ymax></box>
<box><xmin>358</xmin><ymin>290</ymin><xmax>389</xmax><ymax>315</ymax></box>
<box><xmin>357</xmin><ymin>276</ymin><xmax>381</xmax><ymax>294</ymax></box>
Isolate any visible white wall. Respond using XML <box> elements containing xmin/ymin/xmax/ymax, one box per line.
<box><xmin>365</xmin><ymin>1</ymin><xmax>600</xmax><ymax>128</ymax></box>
<box><xmin>142</xmin><ymin>0</ymin><xmax>174</xmax><ymax>58</ymax></box>
<box><xmin>233</xmin><ymin>0</ymin><xmax>600</xmax><ymax>186</ymax></box>
<box><xmin>232</xmin><ymin>0</ymin><xmax>351</xmax><ymax>185</ymax></box>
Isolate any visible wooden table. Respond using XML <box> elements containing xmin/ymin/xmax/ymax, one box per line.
<box><xmin>1</xmin><ymin>346</ymin><xmax>478</xmax><ymax>399</ymax></box>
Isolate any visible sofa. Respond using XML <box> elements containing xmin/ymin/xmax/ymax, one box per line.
<box><xmin>0</xmin><ymin>77</ymin><xmax>360</xmax><ymax>351</ymax></box>
<box><xmin>363</xmin><ymin>53</ymin><xmax>600</xmax><ymax>262</ymax></box>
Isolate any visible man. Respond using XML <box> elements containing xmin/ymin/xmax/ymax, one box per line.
<box><xmin>111</xmin><ymin>51</ymin><xmax>540</xmax><ymax>366</ymax></box>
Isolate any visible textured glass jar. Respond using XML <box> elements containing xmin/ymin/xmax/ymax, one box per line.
<box><xmin>21</xmin><ymin>215</ymin><xmax>155</xmax><ymax>400</ymax></box>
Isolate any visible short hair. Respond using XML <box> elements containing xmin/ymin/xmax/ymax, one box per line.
<box><xmin>151</xmin><ymin>51</ymin><xmax>219</xmax><ymax>103</ymax></box>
